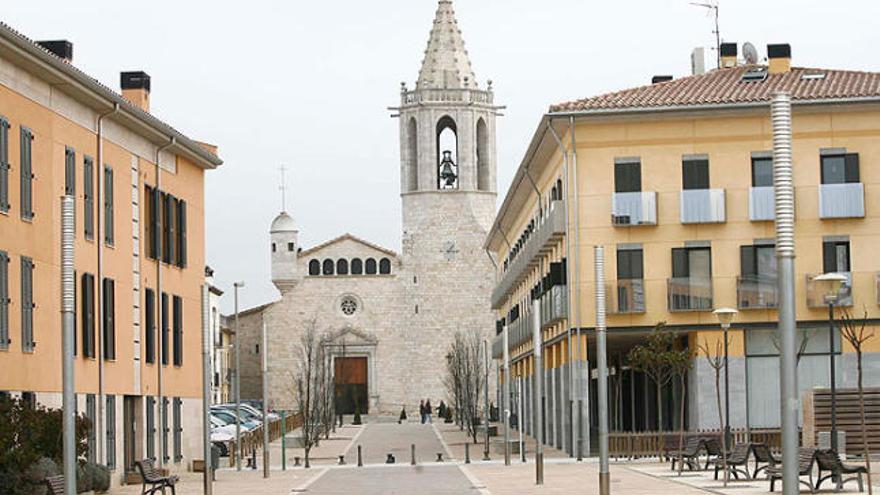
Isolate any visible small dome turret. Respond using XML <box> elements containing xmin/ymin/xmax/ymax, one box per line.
<box><xmin>270</xmin><ymin>211</ymin><xmax>299</xmax><ymax>290</ymax></box>
<box><xmin>270</xmin><ymin>211</ymin><xmax>297</xmax><ymax>233</ymax></box>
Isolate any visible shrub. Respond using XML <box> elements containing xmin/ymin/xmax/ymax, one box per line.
<box><xmin>82</xmin><ymin>462</ymin><xmax>110</xmax><ymax>493</ymax></box>
<box><xmin>23</xmin><ymin>457</ymin><xmax>60</xmax><ymax>495</ymax></box>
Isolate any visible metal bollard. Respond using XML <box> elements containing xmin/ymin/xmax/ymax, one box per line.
<box><xmin>357</xmin><ymin>445</ymin><xmax>363</xmax><ymax>467</ymax></box>
<box><xmin>386</xmin><ymin>453</ymin><xmax>396</xmax><ymax>464</ymax></box>
<box><xmin>411</xmin><ymin>444</ymin><xmax>416</xmax><ymax>466</ymax></box>
<box><xmin>338</xmin><ymin>455</ymin><xmax>346</xmax><ymax>465</ymax></box>
<box><xmin>294</xmin><ymin>456</ymin><xmax>301</xmax><ymax>467</ymax></box>
<box><xmin>436</xmin><ymin>452</ymin><xmax>443</xmax><ymax>462</ymax></box>
<box><xmin>465</xmin><ymin>443</ymin><xmax>470</xmax><ymax>464</ymax></box>
<box><xmin>281</xmin><ymin>411</ymin><xmax>287</xmax><ymax>471</ymax></box>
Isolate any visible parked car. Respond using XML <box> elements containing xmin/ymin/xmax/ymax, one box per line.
<box><xmin>211</xmin><ymin>409</ymin><xmax>260</xmax><ymax>431</ymax></box>
<box><xmin>215</xmin><ymin>403</ymin><xmax>279</xmax><ymax>422</ymax></box>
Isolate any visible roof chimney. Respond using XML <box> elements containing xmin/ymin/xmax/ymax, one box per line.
<box><xmin>767</xmin><ymin>44</ymin><xmax>792</xmax><ymax>74</ymax></box>
<box><xmin>691</xmin><ymin>47</ymin><xmax>706</xmax><ymax>75</ymax></box>
<box><xmin>36</xmin><ymin>40</ymin><xmax>73</xmax><ymax>63</ymax></box>
<box><xmin>720</xmin><ymin>42</ymin><xmax>737</xmax><ymax>68</ymax></box>
<box><xmin>120</xmin><ymin>71</ymin><xmax>151</xmax><ymax>113</ymax></box>
<box><xmin>651</xmin><ymin>75</ymin><xmax>673</xmax><ymax>84</ymax></box>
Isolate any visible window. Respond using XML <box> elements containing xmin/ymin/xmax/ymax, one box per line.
<box><xmin>672</xmin><ymin>246</ymin><xmax>712</xmax><ymax>279</ymax></box>
<box><xmin>104</xmin><ymin>166</ymin><xmax>114</xmax><ymax>245</ymax></box>
<box><xmin>822</xmin><ymin>239</ymin><xmax>850</xmax><ymax>273</ymax></box>
<box><xmin>172</xmin><ymin>295</ymin><xmax>182</xmax><ymax>367</ymax></box>
<box><xmin>146</xmin><ymin>185</ymin><xmax>160</xmax><ymax>259</ymax></box>
<box><xmin>173</xmin><ymin>398</ymin><xmax>182</xmax><ymax>463</ymax></box>
<box><xmin>287</xmin><ymin>242</ymin><xmax>294</xmax><ymax>252</ymax></box>
<box><xmin>337</xmin><ymin>259</ymin><xmax>349</xmax><ymax>275</ymax></box>
<box><xmin>176</xmin><ymin>199</ymin><xmax>187</xmax><ymax>268</ymax></box>
<box><xmin>436</xmin><ymin>116</ymin><xmax>458</xmax><ymax>190</ymax></box>
<box><xmin>616</xmin><ymin>247</ymin><xmax>644</xmax><ymax>280</ymax></box>
<box><xmin>161</xmin><ymin>293</ymin><xmax>169</xmax><ymax>365</ymax></box>
<box><xmin>751</xmin><ymin>156</ymin><xmax>773</xmax><ymax>187</ymax></box>
<box><xmin>740</xmin><ymin>244</ymin><xmax>777</xmax><ymax>280</ymax></box>
<box><xmin>86</xmin><ymin>394</ymin><xmax>96</xmax><ymax>463</ymax></box>
<box><xmin>64</xmin><ymin>147</ymin><xmax>75</xmax><ymax>196</ymax></box>
<box><xmin>340</xmin><ymin>296</ymin><xmax>358</xmax><ymax>316</ymax></box>
<box><xmin>350</xmin><ymin>258</ymin><xmax>363</xmax><ymax>275</ymax></box>
<box><xmin>0</xmin><ymin>251</ymin><xmax>8</xmax><ymax>350</ymax></box>
<box><xmin>821</xmin><ymin>153</ymin><xmax>859</xmax><ymax>184</ymax></box>
<box><xmin>21</xmin><ymin>391</ymin><xmax>36</xmax><ymax>409</ymax></box>
<box><xmin>21</xmin><ymin>257</ymin><xmax>34</xmax><ymax>352</ymax></box>
<box><xmin>106</xmin><ymin>395</ymin><xmax>116</xmax><ymax>469</ymax></box>
<box><xmin>322</xmin><ymin>259</ymin><xmax>334</xmax><ymax>276</ymax></box>
<box><xmin>615</xmin><ymin>159</ymin><xmax>641</xmax><ymax>193</ymax></box>
<box><xmin>365</xmin><ymin>258</ymin><xmax>377</xmax><ymax>275</ymax></box>
<box><xmin>20</xmin><ymin>127</ymin><xmax>33</xmax><ymax>220</ymax></box>
<box><xmin>146</xmin><ymin>396</ymin><xmax>156</xmax><ymax>460</ymax></box>
<box><xmin>308</xmin><ymin>260</ymin><xmax>320</xmax><ymax>276</ymax></box>
<box><xmin>476</xmin><ymin>117</ymin><xmax>490</xmax><ymax>191</ymax></box>
<box><xmin>379</xmin><ymin>258</ymin><xmax>391</xmax><ymax>275</ymax></box>
<box><xmin>407</xmin><ymin>118</ymin><xmax>418</xmax><ymax>192</ymax></box>
<box><xmin>102</xmin><ymin>278</ymin><xmax>115</xmax><ymax>360</ymax></box>
<box><xmin>161</xmin><ymin>398</ymin><xmax>169</xmax><ymax>463</ymax></box>
<box><xmin>0</xmin><ymin>117</ymin><xmax>8</xmax><ymax>213</ymax></box>
<box><xmin>84</xmin><ymin>157</ymin><xmax>94</xmax><ymax>239</ymax></box>
<box><xmin>145</xmin><ymin>288</ymin><xmax>155</xmax><ymax>364</ymax></box>
<box><xmin>81</xmin><ymin>273</ymin><xmax>96</xmax><ymax>358</ymax></box>
<box><xmin>271</xmin><ymin>243</ymin><xmax>276</xmax><ymax>253</ymax></box>
<box><xmin>682</xmin><ymin>156</ymin><xmax>710</xmax><ymax>190</ymax></box>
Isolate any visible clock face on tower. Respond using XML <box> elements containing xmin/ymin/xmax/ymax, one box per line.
<box><xmin>442</xmin><ymin>241</ymin><xmax>459</xmax><ymax>261</ymax></box>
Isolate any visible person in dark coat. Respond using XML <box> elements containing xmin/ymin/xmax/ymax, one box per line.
<box><xmin>438</xmin><ymin>400</ymin><xmax>446</xmax><ymax>419</ymax></box>
<box><xmin>419</xmin><ymin>400</ymin><xmax>426</xmax><ymax>424</ymax></box>
<box><xmin>425</xmin><ymin>399</ymin><xmax>433</xmax><ymax>424</ymax></box>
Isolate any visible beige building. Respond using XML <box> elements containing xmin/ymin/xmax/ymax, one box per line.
<box><xmin>487</xmin><ymin>43</ymin><xmax>880</xmax><ymax>455</ymax></box>
<box><xmin>0</xmin><ymin>24</ymin><xmax>221</xmax><ymax>483</ymax></box>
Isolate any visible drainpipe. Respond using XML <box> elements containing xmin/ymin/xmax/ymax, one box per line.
<box><xmin>547</xmin><ymin>119</ymin><xmax>575</xmax><ymax>457</ymax></box>
<box><xmin>155</xmin><ymin>137</ymin><xmax>175</xmax><ymax>468</ymax></box>
<box><xmin>95</xmin><ymin>103</ymin><xmax>118</xmax><ymax>466</ymax></box>
<box><xmin>569</xmin><ymin>115</ymin><xmax>586</xmax><ymax>459</ymax></box>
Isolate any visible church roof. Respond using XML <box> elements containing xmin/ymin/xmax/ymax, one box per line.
<box><xmin>299</xmin><ymin>233</ymin><xmax>398</xmax><ymax>258</ymax></box>
<box><xmin>417</xmin><ymin>1</ymin><xmax>477</xmax><ymax>89</ymax></box>
<box><xmin>270</xmin><ymin>211</ymin><xmax>297</xmax><ymax>233</ymax></box>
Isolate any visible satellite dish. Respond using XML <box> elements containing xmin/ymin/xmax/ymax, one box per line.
<box><xmin>743</xmin><ymin>42</ymin><xmax>759</xmax><ymax>65</ymax></box>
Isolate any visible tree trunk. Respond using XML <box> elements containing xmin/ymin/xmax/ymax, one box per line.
<box><xmin>656</xmin><ymin>382</ymin><xmax>664</xmax><ymax>460</ymax></box>
<box><xmin>856</xmin><ymin>351</ymin><xmax>873</xmax><ymax>495</ymax></box>
<box><xmin>677</xmin><ymin>374</ymin><xmax>687</xmax><ymax>476</ymax></box>
<box><xmin>715</xmin><ymin>371</ymin><xmax>728</xmax><ymax>486</ymax></box>
<box><xmin>305</xmin><ymin>446</ymin><xmax>311</xmax><ymax>468</ymax></box>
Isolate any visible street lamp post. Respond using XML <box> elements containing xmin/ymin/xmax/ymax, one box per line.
<box><xmin>713</xmin><ymin>307</ymin><xmax>738</xmax><ymax>448</ymax></box>
<box><xmin>814</xmin><ymin>272</ymin><xmax>846</xmax><ymax>454</ymax></box>
<box><xmin>233</xmin><ymin>281</ymin><xmax>245</xmax><ymax>471</ymax></box>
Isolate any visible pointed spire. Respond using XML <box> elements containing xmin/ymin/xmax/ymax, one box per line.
<box><xmin>417</xmin><ymin>0</ymin><xmax>477</xmax><ymax>90</ymax></box>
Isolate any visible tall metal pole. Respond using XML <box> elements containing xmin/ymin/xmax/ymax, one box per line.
<box><xmin>594</xmin><ymin>246</ymin><xmax>610</xmax><ymax>495</ymax></box>
<box><xmin>502</xmin><ymin>323</ymin><xmax>511</xmax><ymax>465</ymax></box>
<box><xmin>61</xmin><ymin>196</ymin><xmax>76</xmax><ymax>495</ymax></box>
<box><xmin>772</xmin><ymin>92</ymin><xmax>799</xmax><ymax>495</ymax></box>
<box><xmin>201</xmin><ymin>284</ymin><xmax>213</xmax><ymax>495</ymax></box>
<box><xmin>518</xmin><ymin>376</ymin><xmax>525</xmax><ymax>462</ymax></box>
<box><xmin>262</xmin><ymin>320</ymin><xmax>270</xmax><ymax>478</ymax></box>
<box><xmin>233</xmin><ymin>282</ymin><xmax>244</xmax><ymax>470</ymax></box>
<box><xmin>483</xmin><ymin>339</ymin><xmax>491</xmax><ymax>461</ymax></box>
<box><xmin>828</xmin><ymin>302</ymin><xmax>838</xmax><ymax>453</ymax></box>
<box><xmin>532</xmin><ymin>299</ymin><xmax>544</xmax><ymax>484</ymax></box>
<box><xmin>723</xmin><ymin>323</ymin><xmax>731</xmax><ymax>448</ymax></box>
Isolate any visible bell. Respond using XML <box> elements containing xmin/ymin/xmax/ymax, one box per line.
<box><xmin>439</xmin><ymin>150</ymin><xmax>457</xmax><ymax>186</ymax></box>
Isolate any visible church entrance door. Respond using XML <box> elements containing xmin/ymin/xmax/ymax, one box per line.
<box><xmin>335</xmin><ymin>356</ymin><xmax>368</xmax><ymax>415</ymax></box>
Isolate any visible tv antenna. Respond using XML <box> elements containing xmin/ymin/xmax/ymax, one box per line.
<box><xmin>690</xmin><ymin>1</ymin><xmax>721</xmax><ymax>69</ymax></box>
<box><xmin>279</xmin><ymin>164</ymin><xmax>288</xmax><ymax>212</ymax></box>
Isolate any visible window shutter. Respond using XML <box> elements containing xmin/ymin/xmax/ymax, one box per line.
<box><xmin>161</xmin><ymin>292</ymin><xmax>169</xmax><ymax>365</ymax></box>
<box><xmin>64</xmin><ymin>147</ymin><xmax>75</xmax><ymax>196</ymax></box>
<box><xmin>173</xmin><ymin>295</ymin><xmax>182</xmax><ymax>367</ymax></box>
<box><xmin>145</xmin><ymin>289</ymin><xmax>155</xmax><ymax>364</ymax></box>
<box><xmin>20</xmin><ymin>128</ymin><xmax>33</xmax><ymax>219</ymax></box>
<box><xmin>682</xmin><ymin>158</ymin><xmax>710</xmax><ymax>190</ymax></box>
<box><xmin>740</xmin><ymin>246</ymin><xmax>757</xmax><ymax>278</ymax></box>
<box><xmin>822</xmin><ymin>241</ymin><xmax>837</xmax><ymax>273</ymax></box>
<box><xmin>21</xmin><ymin>257</ymin><xmax>34</xmax><ymax>352</ymax></box>
<box><xmin>0</xmin><ymin>118</ymin><xmax>9</xmax><ymax>212</ymax></box>
<box><xmin>103</xmin><ymin>278</ymin><xmax>115</xmax><ymax>360</ymax></box>
<box><xmin>106</xmin><ymin>395</ymin><xmax>116</xmax><ymax>469</ymax></box>
<box><xmin>0</xmin><ymin>251</ymin><xmax>8</xmax><ymax>349</ymax></box>
<box><xmin>844</xmin><ymin>153</ymin><xmax>860</xmax><ymax>183</ymax></box>
<box><xmin>84</xmin><ymin>157</ymin><xmax>94</xmax><ymax>239</ymax></box>
<box><xmin>671</xmin><ymin>248</ymin><xmax>689</xmax><ymax>278</ymax></box>
<box><xmin>104</xmin><ymin>166</ymin><xmax>114</xmax><ymax>245</ymax></box>
<box><xmin>173</xmin><ymin>398</ymin><xmax>182</xmax><ymax>463</ymax></box>
<box><xmin>146</xmin><ymin>397</ymin><xmax>155</xmax><ymax>459</ymax></box>
<box><xmin>177</xmin><ymin>200</ymin><xmax>187</xmax><ymax>268</ymax></box>
<box><xmin>614</xmin><ymin>161</ymin><xmax>641</xmax><ymax>193</ymax></box>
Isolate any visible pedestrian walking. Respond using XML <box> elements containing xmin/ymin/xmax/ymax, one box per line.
<box><xmin>425</xmin><ymin>399</ymin><xmax>433</xmax><ymax>424</ymax></box>
<box><xmin>438</xmin><ymin>400</ymin><xmax>446</xmax><ymax>419</ymax></box>
<box><xmin>419</xmin><ymin>400</ymin><xmax>426</xmax><ymax>424</ymax></box>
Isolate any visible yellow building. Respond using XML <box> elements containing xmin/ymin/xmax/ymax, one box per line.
<box><xmin>0</xmin><ymin>25</ymin><xmax>221</xmax><ymax>483</ymax></box>
<box><xmin>487</xmin><ymin>44</ymin><xmax>880</xmax><ymax>455</ymax></box>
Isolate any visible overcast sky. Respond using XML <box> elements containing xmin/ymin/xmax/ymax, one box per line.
<box><xmin>7</xmin><ymin>1</ymin><xmax>879</xmax><ymax>312</ymax></box>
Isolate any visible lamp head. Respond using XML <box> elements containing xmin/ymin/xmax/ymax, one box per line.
<box><xmin>814</xmin><ymin>272</ymin><xmax>847</xmax><ymax>302</ymax></box>
<box><xmin>713</xmin><ymin>307</ymin><xmax>738</xmax><ymax>326</ymax></box>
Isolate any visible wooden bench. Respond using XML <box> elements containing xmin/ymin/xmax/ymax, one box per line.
<box><xmin>815</xmin><ymin>448</ymin><xmax>867</xmax><ymax>492</ymax></box>
<box><xmin>44</xmin><ymin>475</ymin><xmax>65</xmax><ymax>495</ymax></box>
<box><xmin>135</xmin><ymin>459</ymin><xmax>179</xmax><ymax>495</ymax></box>
<box><xmin>766</xmin><ymin>447</ymin><xmax>816</xmax><ymax>494</ymax></box>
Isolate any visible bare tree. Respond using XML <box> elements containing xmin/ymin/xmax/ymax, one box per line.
<box><xmin>628</xmin><ymin>323</ymin><xmax>677</xmax><ymax>434</ymax></box>
<box><xmin>669</xmin><ymin>341</ymin><xmax>694</xmax><ymax>476</ymax></box>
<box><xmin>839</xmin><ymin>308</ymin><xmax>875</xmax><ymax>495</ymax></box>
<box><xmin>697</xmin><ymin>337</ymin><xmax>729</xmax><ymax>487</ymax></box>
<box><xmin>290</xmin><ymin>319</ymin><xmax>329</xmax><ymax>468</ymax></box>
<box><xmin>445</xmin><ymin>330</ymin><xmax>485</xmax><ymax>443</ymax></box>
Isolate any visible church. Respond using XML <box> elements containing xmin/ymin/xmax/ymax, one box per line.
<box><xmin>235</xmin><ymin>0</ymin><xmax>501</xmax><ymax>414</ymax></box>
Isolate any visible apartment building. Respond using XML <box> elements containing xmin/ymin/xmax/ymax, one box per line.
<box><xmin>487</xmin><ymin>44</ymin><xmax>880</xmax><ymax>455</ymax></box>
<box><xmin>0</xmin><ymin>24</ymin><xmax>221</xmax><ymax>483</ymax></box>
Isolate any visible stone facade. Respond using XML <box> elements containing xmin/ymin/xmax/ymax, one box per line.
<box><xmin>236</xmin><ymin>1</ymin><xmax>500</xmax><ymax>414</ymax></box>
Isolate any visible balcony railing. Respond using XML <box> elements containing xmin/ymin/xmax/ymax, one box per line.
<box><xmin>491</xmin><ymin>311</ymin><xmax>535</xmax><ymax>359</ymax></box>
<box><xmin>608</xmin><ymin>279</ymin><xmax>646</xmax><ymax>314</ymax></box>
<box><xmin>402</xmin><ymin>88</ymin><xmax>494</xmax><ymax>106</ymax></box>
<box><xmin>612</xmin><ymin>192</ymin><xmax>657</xmax><ymax>226</ymax></box>
<box><xmin>540</xmin><ymin>285</ymin><xmax>568</xmax><ymax>327</ymax></box>
<box><xmin>667</xmin><ymin>277</ymin><xmax>713</xmax><ymax>312</ymax></box>
<box><xmin>737</xmin><ymin>276</ymin><xmax>778</xmax><ymax>309</ymax></box>
<box><xmin>749</xmin><ymin>186</ymin><xmax>776</xmax><ymax>221</ymax></box>
<box><xmin>491</xmin><ymin>200</ymin><xmax>566</xmax><ymax>309</ymax></box>
<box><xmin>680</xmin><ymin>189</ymin><xmax>726</xmax><ymax>224</ymax></box>
<box><xmin>806</xmin><ymin>272</ymin><xmax>853</xmax><ymax>308</ymax></box>
<box><xmin>819</xmin><ymin>183</ymin><xmax>864</xmax><ymax>219</ymax></box>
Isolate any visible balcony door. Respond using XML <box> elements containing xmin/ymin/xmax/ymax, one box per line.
<box><xmin>822</xmin><ymin>239</ymin><xmax>850</xmax><ymax>273</ymax></box>
<box><xmin>671</xmin><ymin>246</ymin><xmax>712</xmax><ymax>310</ymax></box>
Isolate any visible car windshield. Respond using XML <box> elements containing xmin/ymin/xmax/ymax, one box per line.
<box><xmin>211</xmin><ymin>411</ymin><xmax>235</xmax><ymax>424</ymax></box>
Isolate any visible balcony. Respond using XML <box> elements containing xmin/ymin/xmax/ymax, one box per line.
<box><xmin>667</xmin><ymin>277</ymin><xmax>713</xmax><ymax>312</ymax></box>
<box><xmin>819</xmin><ymin>183</ymin><xmax>865</xmax><ymax>219</ymax></box>
<box><xmin>491</xmin><ymin>200</ymin><xmax>566</xmax><ymax>309</ymax></box>
<box><xmin>608</xmin><ymin>279</ymin><xmax>646</xmax><ymax>314</ymax></box>
<box><xmin>749</xmin><ymin>186</ymin><xmax>776</xmax><ymax>221</ymax></box>
<box><xmin>491</xmin><ymin>312</ymin><xmax>535</xmax><ymax>359</ymax></box>
<box><xmin>737</xmin><ymin>276</ymin><xmax>778</xmax><ymax>309</ymax></box>
<box><xmin>806</xmin><ymin>272</ymin><xmax>853</xmax><ymax>308</ymax></box>
<box><xmin>681</xmin><ymin>189</ymin><xmax>726</xmax><ymax>224</ymax></box>
<box><xmin>612</xmin><ymin>192</ymin><xmax>657</xmax><ymax>226</ymax></box>
<box><xmin>540</xmin><ymin>285</ymin><xmax>568</xmax><ymax>327</ymax></box>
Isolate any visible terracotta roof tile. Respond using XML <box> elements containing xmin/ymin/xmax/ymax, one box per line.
<box><xmin>550</xmin><ymin>66</ymin><xmax>880</xmax><ymax>113</ymax></box>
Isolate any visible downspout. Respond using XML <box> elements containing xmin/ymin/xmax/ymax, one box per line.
<box><xmin>95</xmin><ymin>102</ymin><xmax>119</xmax><ymax>465</ymax></box>
<box><xmin>546</xmin><ymin>119</ymin><xmax>575</xmax><ymax>457</ymax></box>
<box><xmin>155</xmin><ymin>137</ymin><xmax>175</xmax><ymax>468</ymax></box>
<box><xmin>569</xmin><ymin>115</ymin><xmax>587</xmax><ymax>457</ymax></box>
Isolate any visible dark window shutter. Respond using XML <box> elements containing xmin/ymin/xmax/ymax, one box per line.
<box><xmin>614</xmin><ymin>161</ymin><xmax>641</xmax><ymax>193</ymax></box>
<box><xmin>682</xmin><ymin>158</ymin><xmax>710</xmax><ymax>190</ymax></box>
<box><xmin>145</xmin><ymin>289</ymin><xmax>155</xmax><ymax>364</ymax></box>
<box><xmin>740</xmin><ymin>246</ymin><xmax>757</xmax><ymax>278</ymax></box>
<box><xmin>350</xmin><ymin>258</ymin><xmax>363</xmax><ymax>275</ymax></box>
<box><xmin>379</xmin><ymin>258</ymin><xmax>391</xmax><ymax>274</ymax></box>
<box><xmin>84</xmin><ymin>157</ymin><xmax>94</xmax><ymax>239</ymax></box>
<box><xmin>844</xmin><ymin>153</ymin><xmax>860</xmax><ymax>183</ymax></box>
<box><xmin>21</xmin><ymin>257</ymin><xmax>34</xmax><ymax>352</ymax></box>
<box><xmin>365</xmin><ymin>258</ymin><xmax>377</xmax><ymax>275</ymax></box>
<box><xmin>337</xmin><ymin>259</ymin><xmax>349</xmax><ymax>275</ymax></box>
<box><xmin>167</xmin><ymin>196</ymin><xmax>176</xmax><ymax>264</ymax></box>
<box><xmin>172</xmin><ymin>295</ymin><xmax>182</xmax><ymax>366</ymax></box>
<box><xmin>65</xmin><ymin>147</ymin><xmax>75</xmax><ymax>196</ymax></box>
<box><xmin>323</xmin><ymin>259</ymin><xmax>334</xmax><ymax>275</ymax></box>
<box><xmin>161</xmin><ymin>293</ymin><xmax>169</xmax><ymax>365</ymax></box>
<box><xmin>177</xmin><ymin>199</ymin><xmax>187</xmax><ymax>268</ymax></box>
<box><xmin>81</xmin><ymin>274</ymin><xmax>92</xmax><ymax>358</ymax></box>
<box><xmin>0</xmin><ymin>250</ymin><xmax>8</xmax><ymax>349</ymax></box>
<box><xmin>20</xmin><ymin>128</ymin><xmax>33</xmax><ymax>219</ymax></box>
<box><xmin>106</xmin><ymin>395</ymin><xmax>116</xmax><ymax>469</ymax></box>
<box><xmin>822</xmin><ymin>241</ymin><xmax>837</xmax><ymax>273</ymax></box>
<box><xmin>104</xmin><ymin>166</ymin><xmax>114</xmax><ymax>245</ymax></box>
<box><xmin>672</xmin><ymin>248</ymin><xmax>689</xmax><ymax>278</ymax></box>
<box><xmin>308</xmin><ymin>260</ymin><xmax>320</xmax><ymax>276</ymax></box>
<box><xmin>103</xmin><ymin>278</ymin><xmax>115</xmax><ymax>360</ymax></box>
<box><xmin>0</xmin><ymin>119</ymin><xmax>9</xmax><ymax>212</ymax></box>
